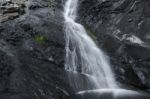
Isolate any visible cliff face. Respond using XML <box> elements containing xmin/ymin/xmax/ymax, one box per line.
<box><xmin>78</xmin><ymin>0</ymin><xmax>150</xmax><ymax>90</ymax></box>
<box><xmin>0</xmin><ymin>0</ymin><xmax>74</xmax><ymax>99</ymax></box>
<box><xmin>0</xmin><ymin>0</ymin><xmax>150</xmax><ymax>99</ymax></box>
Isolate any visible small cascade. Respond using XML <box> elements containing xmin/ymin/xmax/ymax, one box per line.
<box><xmin>64</xmin><ymin>0</ymin><xmax>118</xmax><ymax>91</ymax></box>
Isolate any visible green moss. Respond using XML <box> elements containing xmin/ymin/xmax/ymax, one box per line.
<box><xmin>89</xmin><ymin>31</ymin><xmax>97</xmax><ymax>40</ymax></box>
<box><xmin>34</xmin><ymin>35</ymin><xmax>47</xmax><ymax>44</ymax></box>
<box><xmin>85</xmin><ymin>28</ymin><xmax>97</xmax><ymax>41</ymax></box>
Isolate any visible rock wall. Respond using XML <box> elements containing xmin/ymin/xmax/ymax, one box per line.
<box><xmin>78</xmin><ymin>0</ymin><xmax>150</xmax><ymax>90</ymax></box>
<box><xmin>0</xmin><ymin>0</ymin><xmax>74</xmax><ymax>99</ymax></box>
<box><xmin>1</xmin><ymin>0</ymin><xmax>150</xmax><ymax>98</ymax></box>
<box><xmin>0</xmin><ymin>0</ymin><xmax>26</xmax><ymax>22</ymax></box>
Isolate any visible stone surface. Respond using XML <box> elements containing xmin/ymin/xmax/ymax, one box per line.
<box><xmin>78</xmin><ymin>0</ymin><xmax>150</xmax><ymax>90</ymax></box>
<box><xmin>0</xmin><ymin>0</ymin><xmax>26</xmax><ymax>22</ymax></box>
<box><xmin>0</xmin><ymin>0</ymin><xmax>73</xmax><ymax>99</ymax></box>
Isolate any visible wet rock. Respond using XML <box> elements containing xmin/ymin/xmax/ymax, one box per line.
<box><xmin>78</xmin><ymin>0</ymin><xmax>150</xmax><ymax>89</ymax></box>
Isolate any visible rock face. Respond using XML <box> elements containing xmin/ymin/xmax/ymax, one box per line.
<box><xmin>78</xmin><ymin>0</ymin><xmax>150</xmax><ymax>90</ymax></box>
<box><xmin>0</xmin><ymin>0</ymin><xmax>150</xmax><ymax>98</ymax></box>
<box><xmin>0</xmin><ymin>0</ymin><xmax>74</xmax><ymax>99</ymax></box>
<box><xmin>0</xmin><ymin>0</ymin><xmax>26</xmax><ymax>22</ymax></box>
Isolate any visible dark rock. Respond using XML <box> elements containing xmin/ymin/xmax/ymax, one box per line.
<box><xmin>29</xmin><ymin>2</ymin><xmax>48</xmax><ymax>10</ymax></box>
<box><xmin>0</xmin><ymin>0</ymin><xmax>73</xmax><ymax>99</ymax></box>
<box><xmin>0</xmin><ymin>50</ymin><xmax>15</xmax><ymax>92</ymax></box>
<box><xmin>78</xmin><ymin>0</ymin><xmax>150</xmax><ymax>90</ymax></box>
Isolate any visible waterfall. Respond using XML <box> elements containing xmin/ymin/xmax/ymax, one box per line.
<box><xmin>64</xmin><ymin>0</ymin><xmax>118</xmax><ymax>91</ymax></box>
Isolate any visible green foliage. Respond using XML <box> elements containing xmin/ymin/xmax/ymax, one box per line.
<box><xmin>34</xmin><ymin>35</ymin><xmax>47</xmax><ymax>44</ymax></box>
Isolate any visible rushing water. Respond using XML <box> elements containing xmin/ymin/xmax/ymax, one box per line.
<box><xmin>63</xmin><ymin>0</ymin><xmax>150</xmax><ymax>99</ymax></box>
<box><xmin>64</xmin><ymin>0</ymin><xmax>118</xmax><ymax>91</ymax></box>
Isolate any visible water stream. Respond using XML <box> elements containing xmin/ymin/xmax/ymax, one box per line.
<box><xmin>63</xmin><ymin>0</ymin><xmax>150</xmax><ymax>98</ymax></box>
<box><xmin>64</xmin><ymin>0</ymin><xmax>118</xmax><ymax>91</ymax></box>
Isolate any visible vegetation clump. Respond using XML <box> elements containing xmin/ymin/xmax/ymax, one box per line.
<box><xmin>34</xmin><ymin>35</ymin><xmax>47</xmax><ymax>44</ymax></box>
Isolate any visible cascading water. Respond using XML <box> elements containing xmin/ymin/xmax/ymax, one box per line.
<box><xmin>63</xmin><ymin>0</ymin><xmax>150</xmax><ymax>99</ymax></box>
<box><xmin>64</xmin><ymin>0</ymin><xmax>118</xmax><ymax>91</ymax></box>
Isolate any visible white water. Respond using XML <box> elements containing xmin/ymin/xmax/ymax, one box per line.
<box><xmin>64</xmin><ymin>0</ymin><xmax>118</xmax><ymax>90</ymax></box>
<box><xmin>75</xmin><ymin>89</ymin><xmax>150</xmax><ymax>99</ymax></box>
